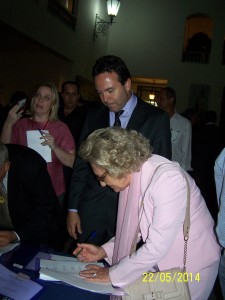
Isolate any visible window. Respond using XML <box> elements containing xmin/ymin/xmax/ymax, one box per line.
<box><xmin>48</xmin><ymin>0</ymin><xmax>79</xmax><ymax>30</ymax></box>
<box><xmin>182</xmin><ymin>14</ymin><xmax>213</xmax><ymax>64</ymax></box>
<box><xmin>136</xmin><ymin>86</ymin><xmax>162</xmax><ymax>107</ymax></box>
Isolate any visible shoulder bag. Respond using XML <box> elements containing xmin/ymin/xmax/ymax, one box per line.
<box><xmin>123</xmin><ymin>165</ymin><xmax>191</xmax><ymax>300</ymax></box>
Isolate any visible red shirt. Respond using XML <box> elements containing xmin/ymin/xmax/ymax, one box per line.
<box><xmin>12</xmin><ymin>118</ymin><xmax>75</xmax><ymax>196</ymax></box>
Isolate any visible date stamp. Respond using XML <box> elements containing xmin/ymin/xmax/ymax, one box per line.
<box><xmin>142</xmin><ymin>272</ymin><xmax>200</xmax><ymax>283</ymax></box>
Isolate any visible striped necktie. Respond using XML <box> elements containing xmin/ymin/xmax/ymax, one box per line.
<box><xmin>113</xmin><ymin>110</ymin><xmax>124</xmax><ymax>127</ymax></box>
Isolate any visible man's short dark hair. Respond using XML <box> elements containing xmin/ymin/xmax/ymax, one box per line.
<box><xmin>164</xmin><ymin>87</ymin><xmax>176</xmax><ymax>100</ymax></box>
<box><xmin>92</xmin><ymin>55</ymin><xmax>131</xmax><ymax>85</ymax></box>
<box><xmin>61</xmin><ymin>81</ymin><xmax>80</xmax><ymax>94</ymax></box>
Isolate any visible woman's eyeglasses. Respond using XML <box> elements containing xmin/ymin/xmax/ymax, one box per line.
<box><xmin>96</xmin><ymin>171</ymin><xmax>108</xmax><ymax>182</ymax></box>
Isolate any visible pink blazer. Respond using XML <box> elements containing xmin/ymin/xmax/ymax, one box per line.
<box><xmin>103</xmin><ymin>155</ymin><xmax>221</xmax><ymax>287</ymax></box>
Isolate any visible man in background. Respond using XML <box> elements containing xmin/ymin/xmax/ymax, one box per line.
<box><xmin>156</xmin><ymin>87</ymin><xmax>192</xmax><ymax>171</ymax></box>
<box><xmin>58</xmin><ymin>81</ymin><xmax>88</xmax><ymax>146</ymax></box>
<box><xmin>67</xmin><ymin>55</ymin><xmax>172</xmax><ymax>246</ymax></box>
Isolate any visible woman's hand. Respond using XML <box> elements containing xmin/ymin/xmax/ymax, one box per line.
<box><xmin>40</xmin><ymin>132</ymin><xmax>75</xmax><ymax>167</ymax></box>
<box><xmin>6</xmin><ymin>104</ymin><xmax>23</xmax><ymax>126</ymax></box>
<box><xmin>40</xmin><ymin>133</ymin><xmax>57</xmax><ymax>150</ymax></box>
<box><xmin>79</xmin><ymin>265</ymin><xmax>111</xmax><ymax>283</ymax></box>
<box><xmin>73</xmin><ymin>243</ymin><xmax>107</xmax><ymax>262</ymax></box>
<box><xmin>1</xmin><ymin>104</ymin><xmax>23</xmax><ymax>143</ymax></box>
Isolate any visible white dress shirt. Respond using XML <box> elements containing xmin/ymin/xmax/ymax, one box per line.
<box><xmin>170</xmin><ymin>112</ymin><xmax>192</xmax><ymax>171</ymax></box>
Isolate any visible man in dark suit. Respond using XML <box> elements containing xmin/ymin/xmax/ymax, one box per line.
<box><xmin>0</xmin><ymin>142</ymin><xmax>66</xmax><ymax>249</ymax></box>
<box><xmin>67</xmin><ymin>55</ymin><xmax>171</xmax><ymax>245</ymax></box>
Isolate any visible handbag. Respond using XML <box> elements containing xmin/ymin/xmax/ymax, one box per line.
<box><xmin>123</xmin><ymin>166</ymin><xmax>191</xmax><ymax>300</ymax></box>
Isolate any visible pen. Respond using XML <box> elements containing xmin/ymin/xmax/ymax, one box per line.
<box><xmin>38</xmin><ymin>128</ymin><xmax>44</xmax><ymax>136</ymax></box>
<box><xmin>75</xmin><ymin>230</ymin><xmax>96</xmax><ymax>258</ymax></box>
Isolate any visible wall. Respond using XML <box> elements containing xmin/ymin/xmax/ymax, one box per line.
<box><xmin>0</xmin><ymin>0</ymin><xmax>225</xmax><ymax>117</ymax></box>
<box><xmin>106</xmin><ymin>0</ymin><xmax>225</xmax><ymax>114</ymax></box>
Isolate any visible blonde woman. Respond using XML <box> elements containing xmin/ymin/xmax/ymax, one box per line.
<box><xmin>1</xmin><ymin>82</ymin><xmax>75</xmax><ymax>203</ymax></box>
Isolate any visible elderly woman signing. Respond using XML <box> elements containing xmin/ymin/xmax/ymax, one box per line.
<box><xmin>73</xmin><ymin>127</ymin><xmax>220</xmax><ymax>300</ymax></box>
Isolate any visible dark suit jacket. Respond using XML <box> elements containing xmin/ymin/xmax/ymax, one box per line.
<box><xmin>5</xmin><ymin>144</ymin><xmax>66</xmax><ymax>248</ymax></box>
<box><xmin>58</xmin><ymin>104</ymin><xmax>88</xmax><ymax>146</ymax></box>
<box><xmin>68</xmin><ymin>99</ymin><xmax>171</xmax><ymax>244</ymax></box>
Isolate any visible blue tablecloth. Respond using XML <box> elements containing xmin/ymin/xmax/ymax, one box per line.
<box><xmin>0</xmin><ymin>242</ymin><xmax>110</xmax><ymax>300</ymax></box>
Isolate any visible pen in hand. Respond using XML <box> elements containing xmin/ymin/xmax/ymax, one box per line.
<box><xmin>38</xmin><ymin>128</ymin><xmax>44</xmax><ymax>136</ymax></box>
<box><xmin>74</xmin><ymin>230</ymin><xmax>96</xmax><ymax>258</ymax></box>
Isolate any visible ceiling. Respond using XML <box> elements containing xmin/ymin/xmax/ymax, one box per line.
<box><xmin>0</xmin><ymin>21</ymin><xmax>50</xmax><ymax>53</ymax></box>
<box><xmin>0</xmin><ymin>20</ymin><xmax>71</xmax><ymax>62</ymax></box>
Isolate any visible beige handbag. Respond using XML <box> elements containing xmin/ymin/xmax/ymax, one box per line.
<box><xmin>123</xmin><ymin>167</ymin><xmax>191</xmax><ymax>300</ymax></box>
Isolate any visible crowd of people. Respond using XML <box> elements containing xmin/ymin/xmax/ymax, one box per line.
<box><xmin>0</xmin><ymin>55</ymin><xmax>224</xmax><ymax>300</ymax></box>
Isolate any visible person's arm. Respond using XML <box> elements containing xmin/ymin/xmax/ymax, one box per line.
<box><xmin>101</xmin><ymin>237</ymin><xmax>115</xmax><ymax>265</ymax></box>
<box><xmin>51</xmin><ymin>143</ymin><xmax>75</xmax><ymax>167</ymax></box>
<box><xmin>181</xmin><ymin>120</ymin><xmax>192</xmax><ymax>171</ymax></box>
<box><xmin>215</xmin><ymin>149</ymin><xmax>225</xmax><ymax>247</ymax></box>
<box><xmin>109</xmin><ymin>168</ymin><xmax>187</xmax><ymax>287</ymax></box>
<box><xmin>50</xmin><ymin>139</ymin><xmax>75</xmax><ymax>168</ymax></box>
<box><xmin>67</xmin><ymin>155</ymin><xmax>90</xmax><ymax>238</ymax></box>
<box><xmin>40</xmin><ymin>132</ymin><xmax>75</xmax><ymax>168</ymax></box>
<box><xmin>67</xmin><ymin>109</ymin><xmax>93</xmax><ymax>239</ymax></box>
<box><xmin>0</xmin><ymin>104</ymin><xmax>22</xmax><ymax>143</ymax></box>
<box><xmin>0</xmin><ymin>231</ymin><xmax>18</xmax><ymax>247</ymax></box>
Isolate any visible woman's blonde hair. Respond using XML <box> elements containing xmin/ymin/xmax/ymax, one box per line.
<box><xmin>30</xmin><ymin>82</ymin><xmax>59</xmax><ymax>121</ymax></box>
<box><xmin>79</xmin><ymin>127</ymin><xmax>153</xmax><ymax>177</ymax></box>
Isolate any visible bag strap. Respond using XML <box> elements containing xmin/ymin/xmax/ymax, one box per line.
<box><xmin>182</xmin><ymin>171</ymin><xmax>190</xmax><ymax>271</ymax></box>
<box><xmin>130</xmin><ymin>163</ymin><xmax>191</xmax><ymax>271</ymax></box>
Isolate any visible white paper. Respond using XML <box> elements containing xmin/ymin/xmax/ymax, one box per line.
<box><xmin>50</xmin><ymin>254</ymin><xmax>78</xmax><ymax>262</ymax></box>
<box><xmin>0</xmin><ymin>243</ymin><xmax>20</xmax><ymax>257</ymax></box>
<box><xmin>0</xmin><ymin>264</ymin><xmax>43</xmax><ymax>300</ymax></box>
<box><xmin>39</xmin><ymin>267</ymin><xmax>124</xmax><ymax>296</ymax></box>
<box><xmin>26</xmin><ymin>130</ymin><xmax>52</xmax><ymax>162</ymax></box>
<box><xmin>40</xmin><ymin>259</ymin><xmax>103</xmax><ymax>276</ymax></box>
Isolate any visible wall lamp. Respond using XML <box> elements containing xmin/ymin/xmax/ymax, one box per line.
<box><xmin>93</xmin><ymin>0</ymin><xmax>121</xmax><ymax>41</ymax></box>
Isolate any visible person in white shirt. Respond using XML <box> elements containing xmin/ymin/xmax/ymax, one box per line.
<box><xmin>156</xmin><ymin>87</ymin><xmax>192</xmax><ymax>171</ymax></box>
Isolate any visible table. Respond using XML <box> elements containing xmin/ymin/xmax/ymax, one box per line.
<box><xmin>1</xmin><ymin>242</ymin><xmax>110</xmax><ymax>300</ymax></box>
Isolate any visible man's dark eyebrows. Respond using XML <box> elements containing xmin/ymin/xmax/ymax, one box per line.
<box><xmin>96</xmin><ymin>87</ymin><xmax>114</xmax><ymax>93</ymax></box>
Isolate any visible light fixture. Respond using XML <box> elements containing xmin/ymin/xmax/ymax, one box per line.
<box><xmin>93</xmin><ymin>0</ymin><xmax>121</xmax><ymax>41</ymax></box>
<box><xmin>149</xmin><ymin>93</ymin><xmax>155</xmax><ymax>100</ymax></box>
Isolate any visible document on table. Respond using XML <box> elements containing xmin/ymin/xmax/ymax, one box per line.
<box><xmin>39</xmin><ymin>259</ymin><xmax>125</xmax><ymax>296</ymax></box>
<box><xmin>50</xmin><ymin>254</ymin><xmax>78</xmax><ymax>261</ymax></box>
<box><xmin>0</xmin><ymin>243</ymin><xmax>20</xmax><ymax>257</ymax></box>
<box><xmin>0</xmin><ymin>264</ymin><xmax>43</xmax><ymax>300</ymax></box>
<box><xmin>40</xmin><ymin>259</ymin><xmax>103</xmax><ymax>279</ymax></box>
<box><xmin>26</xmin><ymin>130</ymin><xmax>52</xmax><ymax>162</ymax></box>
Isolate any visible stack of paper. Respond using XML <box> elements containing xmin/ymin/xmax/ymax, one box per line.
<box><xmin>0</xmin><ymin>264</ymin><xmax>43</xmax><ymax>300</ymax></box>
<box><xmin>39</xmin><ymin>255</ymin><xmax>124</xmax><ymax>296</ymax></box>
